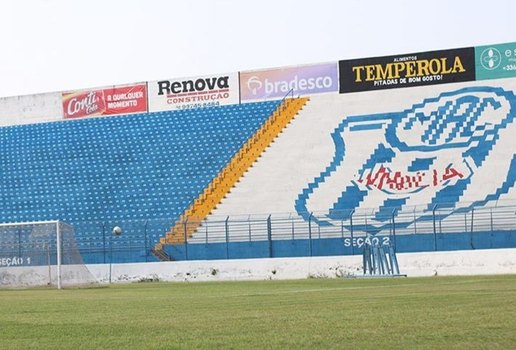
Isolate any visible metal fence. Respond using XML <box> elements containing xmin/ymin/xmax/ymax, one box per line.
<box><xmin>185</xmin><ymin>202</ymin><xmax>516</xmax><ymax>242</ymax></box>
<box><xmin>64</xmin><ymin>200</ymin><xmax>516</xmax><ymax>263</ymax></box>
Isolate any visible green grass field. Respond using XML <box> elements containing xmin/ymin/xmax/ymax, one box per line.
<box><xmin>1</xmin><ymin>275</ymin><xmax>515</xmax><ymax>349</ymax></box>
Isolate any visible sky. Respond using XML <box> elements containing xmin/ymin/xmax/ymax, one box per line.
<box><xmin>0</xmin><ymin>0</ymin><xmax>514</xmax><ymax>98</ymax></box>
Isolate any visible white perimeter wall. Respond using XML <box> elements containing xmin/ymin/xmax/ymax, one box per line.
<box><xmin>85</xmin><ymin>248</ymin><xmax>516</xmax><ymax>284</ymax></box>
<box><xmin>2</xmin><ymin>249</ymin><xmax>515</xmax><ymax>287</ymax></box>
<box><xmin>0</xmin><ymin>92</ymin><xmax>62</xmax><ymax>127</ymax></box>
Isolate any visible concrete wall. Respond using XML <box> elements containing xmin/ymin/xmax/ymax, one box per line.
<box><xmin>0</xmin><ymin>92</ymin><xmax>62</xmax><ymax>127</ymax></box>
<box><xmin>85</xmin><ymin>248</ymin><xmax>516</xmax><ymax>284</ymax></box>
<box><xmin>2</xmin><ymin>248</ymin><xmax>514</xmax><ymax>287</ymax></box>
<box><xmin>0</xmin><ymin>264</ymin><xmax>96</xmax><ymax>288</ymax></box>
<box><xmin>165</xmin><ymin>231</ymin><xmax>516</xmax><ymax>261</ymax></box>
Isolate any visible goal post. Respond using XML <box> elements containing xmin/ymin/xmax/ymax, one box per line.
<box><xmin>0</xmin><ymin>220</ymin><xmax>96</xmax><ymax>289</ymax></box>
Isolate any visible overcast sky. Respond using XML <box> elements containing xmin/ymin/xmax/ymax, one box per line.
<box><xmin>0</xmin><ymin>0</ymin><xmax>514</xmax><ymax>98</ymax></box>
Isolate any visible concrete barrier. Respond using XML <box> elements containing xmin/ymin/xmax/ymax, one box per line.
<box><xmin>86</xmin><ymin>248</ymin><xmax>516</xmax><ymax>284</ymax></box>
<box><xmin>2</xmin><ymin>248</ymin><xmax>514</xmax><ymax>287</ymax></box>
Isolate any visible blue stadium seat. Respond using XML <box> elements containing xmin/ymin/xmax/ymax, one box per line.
<box><xmin>0</xmin><ymin>101</ymin><xmax>280</xmax><ymax>263</ymax></box>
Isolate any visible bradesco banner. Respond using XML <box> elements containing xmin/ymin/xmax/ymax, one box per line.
<box><xmin>62</xmin><ymin>84</ymin><xmax>147</xmax><ymax>119</ymax></box>
<box><xmin>240</xmin><ymin>63</ymin><xmax>338</xmax><ymax>101</ymax></box>
<box><xmin>339</xmin><ymin>47</ymin><xmax>475</xmax><ymax>93</ymax></box>
<box><xmin>475</xmin><ymin>42</ymin><xmax>516</xmax><ymax>80</ymax></box>
<box><xmin>147</xmin><ymin>73</ymin><xmax>239</xmax><ymax>112</ymax></box>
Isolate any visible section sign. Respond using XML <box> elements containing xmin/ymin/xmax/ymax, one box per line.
<box><xmin>339</xmin><ymin>47</ymin><xmax>475</xmax><ymax>93</ymax></box>
<box><xmin>63</xmin><ymin>84</ymin><xmax>147</xmax><ymax>119</ymax></box>
<box><xmin>475</xmin><ymin>42</ymin><xmax>516</xmax><ymax>80</ymax></box>
<box><xmin>148</xmin><ymin>73</ymin><xmax>239</xmax><ymax>112</ymax></box>
<box><xmin>240</xmin><ymin>63</ymin><xmax>338</xmax><ymax>101</ymax></box>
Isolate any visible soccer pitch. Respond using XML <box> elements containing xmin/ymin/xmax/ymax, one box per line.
<box><xmin>1</xmin><ymin>275</ymin><xmax>515</xmax><ymax>349</ymax></box>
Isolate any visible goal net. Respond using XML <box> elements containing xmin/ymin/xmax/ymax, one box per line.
<box><xmin>0</xmin><ymin>221</ymin><xmax>96</xmax><ymax>288</ymax></box>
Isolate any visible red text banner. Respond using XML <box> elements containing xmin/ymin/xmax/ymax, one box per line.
<box><xmin>62</xmin><ymin>84</ymin><xmax>147</xmax><ymax>119</ymax></box>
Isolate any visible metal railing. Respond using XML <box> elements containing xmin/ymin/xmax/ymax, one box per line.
<box><xmin>3</xmin><ymin>201</ymin><xmax>514</xmax><ymax>264</ymax></box>
<box><xmin>179</xmin><ymin>200</ymin><xmax>515</xmax><ymax>242</ymax></box>
<box><xmin>161</xmin><ymin>202</ymin><xmax>516</xmax><ymax>260</ymax></box>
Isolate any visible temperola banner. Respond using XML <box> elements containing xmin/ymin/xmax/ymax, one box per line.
<box><xmin>240</xmin><ymin>63</ymin><xmax>338</xmax><ymax>101</ymax></box>
<box><xmin>475</xmin><ymin>42</ymin><xmax>516</xmax><ymax>80</ymax></box>
<box><xmin>62</xmin><ymin>84</ymin><xmax>147</xmax><ymax>119</ymax></box>
<box><xmin>147</xmin><ymin>73</ymin><xmax>239</xmax><ymax>112</ymax></box>
<box><xmin>339</xmin><ymin>47</ymin><xmax>475</xmax><ymax>93</ymax></box>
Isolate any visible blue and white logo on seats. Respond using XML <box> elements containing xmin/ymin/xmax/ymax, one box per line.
<box><xmin>296</xmin><ymin>87</ymin><xmax>516</xmax><ymax>230</ymax></box>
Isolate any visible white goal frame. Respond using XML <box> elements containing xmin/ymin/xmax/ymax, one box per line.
<box><xmin>0</xmin><ymin>220</ymin><xmax>93</xmax><ymax>289</ymax></box>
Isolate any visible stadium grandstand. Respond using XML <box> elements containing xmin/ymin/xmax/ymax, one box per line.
<box><xmin>0</xmin><ymin>41</ymin><xmax>515</xmax><ymax>271</ymax></box>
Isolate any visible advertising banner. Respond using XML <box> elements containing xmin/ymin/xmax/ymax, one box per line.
<box><xmin>147</xmin><ymin>73</ymin><xmax>239</xmax><ymax>112</ymax></box>
<box><xmin>62</xmin><ymin>84</ymin><xmax>147</xmax><ymax>119</ymax></box>
<box><xmin>240</xmin><ymin>62</ymin><xmax>338</xmax><ymax>101</ymax></box>
<box><xmin>475</xmin><ymin>42</ymin><xmax>516</xmax><ymax>80</ymax></box>
<box><xmin>339</xmin><ymin>47</ymin><xmax>475</xmax><ymax>93</ymax></box>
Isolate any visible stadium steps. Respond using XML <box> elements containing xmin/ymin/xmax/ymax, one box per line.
<box><xmin>150</xmin><ymin>247</ymin><xmax>172</xmax><ymax>261</ymax></box>
<box><xmin>153</xmin><ymin>96</ymin><xmax>309</xmax><ymax>257</ymax></box>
